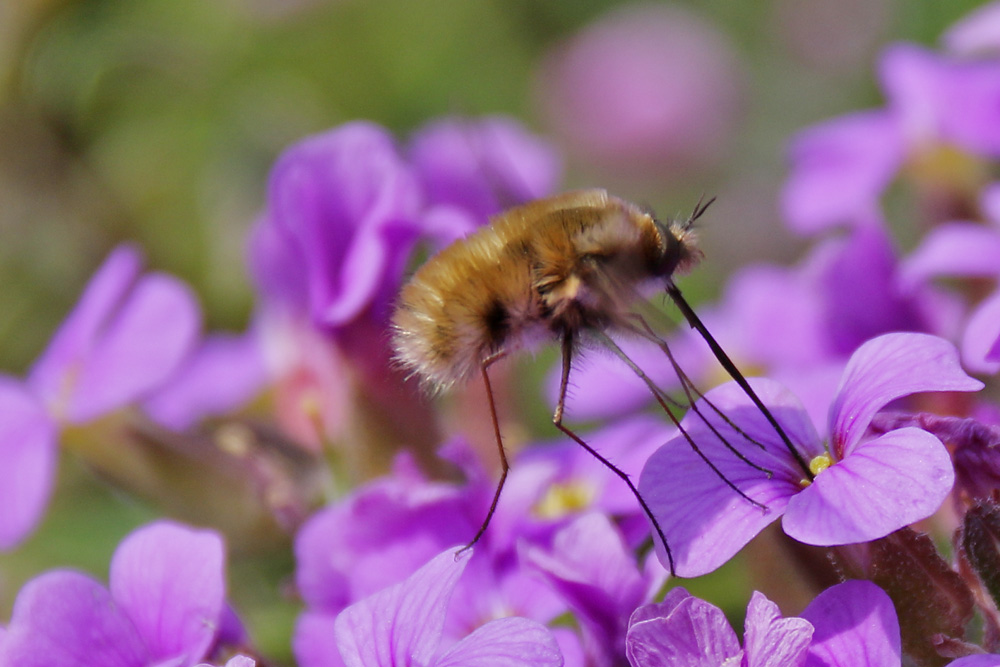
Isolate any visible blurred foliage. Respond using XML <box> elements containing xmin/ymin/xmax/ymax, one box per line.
<box><xmin>0</xmin><ymin>0</ymin><xmax>989</xmax><ymax>663</ymax></box>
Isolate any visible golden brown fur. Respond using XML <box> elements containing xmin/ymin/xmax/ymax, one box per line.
<box><xmin>391</xmin><ymin>189</ymin><xmax>701</xmax><ymax>391</ymax></box>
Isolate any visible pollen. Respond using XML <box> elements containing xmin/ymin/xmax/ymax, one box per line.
<box><xmin>799</xmin><ymin>452</ymin><xmax>834</xmax><ymax>486</ymax></box>
<box><xmin>534</xmin><ymin>481</ymin><xmax>596</xmax><ymax>519</ymax></box>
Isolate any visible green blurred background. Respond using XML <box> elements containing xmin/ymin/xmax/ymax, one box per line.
<box><xmin>0</xmin><ymin>0</ymin><xmax>987</xmax><ymax>662</ymax></box>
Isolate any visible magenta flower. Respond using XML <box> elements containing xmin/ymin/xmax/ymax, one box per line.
<box><xmin>144</xmin><ymin>329</ymin><xmax>267</xmax><ymax>430</ymax></box>
<box><xmin>524</xmin><ymin>513</ymin><xmax>665</xmax><ymax>666</ymax></box>
<box><xmin>0</xmin><ymin>521</ymin><xmax>235</xmax><ymax>667</ymax></box>
<box><xmin>248</xmin><ymin>121</ymin><xmax>423</xmax><ymax>330</ymax></box>
<box><xmin>639</xmin><ymin>333</ymin><xmax>983</xmax><ymax>577</ymax></box>
<box><xmin>535</xmin><ymin>3</ymin><xmax>743</xmax><ymax>174</ymax></box>
<box><xmin>334</xmin><ymin>548</ymin><xmax>563</xmax><ymax>667</ymax></box>
<box><xmin>409</xmin><ymin>115</ymin><xmax>561</xmax><ymax>225</ymax></box>
<box><xmin>945</xmin><ymin>1</ymin><xmax>1000</xmax><ymax>55</ymax></box>
<box><xmin>900</xmin><ymin>191</ymin><xmax>1000</xmax><ymax>374</ymax></box>
<box><xmin>626</xmin><ymin>580</ymin><xmax>900</xmax><ymax>666</ymax></box>
<box><xmin>782</xmin><ymin>42</ymin><xmax>1000</xmax><ymax>232</ymax></box>
<box><xmin>0</xmin><ymin>245</ymin><xmax>200</xmax><ymax>549</ymax></box>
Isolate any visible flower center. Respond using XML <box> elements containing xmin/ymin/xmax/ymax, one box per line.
<box><xmin>799</xmin><ymin>452</ymin><xmax>833</xmax><ymax>487</ymax></box>
<box><xmin>534</xmin><ymin>481</ymin><xmax>595</xmax><ymax>519</ymax></box>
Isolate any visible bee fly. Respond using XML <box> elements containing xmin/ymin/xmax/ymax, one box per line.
<box><xmin>391</xmin><ymin>189</ymin><xmax>806</xmax><ymax>574</ymax></box>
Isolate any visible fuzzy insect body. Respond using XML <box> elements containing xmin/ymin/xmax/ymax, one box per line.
<box><xmin>392</xmin><ymin>189</ymin><xmax>701</xmax><ymax>391</ymax></box>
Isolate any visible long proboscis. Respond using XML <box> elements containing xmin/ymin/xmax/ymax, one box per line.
<box><xmin>665</xmin><ymin>284</ymin><xmax>812</xmax><ymax>479</ymax></box>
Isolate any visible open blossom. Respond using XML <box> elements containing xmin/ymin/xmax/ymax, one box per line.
<box><xmin>0</xmin><ymin>521</ymin><xmax>244</xmax><ymax>667</ymax></box>
<box><xmin>524</xmin><ymin>513</ymin><xmax>666</xmax><ymax>666</ymax></box>
<box><xmin>333</xmin><ymin>548</ymin><xmax>562</xmax><ymax>667</ymax></box>
<box><xmin>0</xmin><ymin>245</ymin><xmax>200</xmax><ymax>549</ymax></box>
<box><xmin>639</xmin><ymin>332</ymin><xmax>983</xmax><ymax>577</ymax></box>
<box><xmin>535</xmin><ymin>3</ymin><xmax>743</xmax><ymax>175</ymax></box>
<box><xmin>625</xmin><ymin>580</ymin><xmax>899</xmax><ymax>666</ymax></box>
<box><xmin>553</xmin><ymin>224</ymin><xmax>952</xmax><ymax>426</ymax></box>
<box><xmin>409</xmin><ymin>115</ymin><xmax>561</xmax><ymax>227</ymax></box>
<box><xmin>782</xmin><ymin>41</ymin><xmax>1000</xmax><ymax>232</ymax></box>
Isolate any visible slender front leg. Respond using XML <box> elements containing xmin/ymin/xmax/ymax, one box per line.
<box><xmin>460</xmin><ymin>350</ymin><xmax>509</xmax><ymax>554</ymax></box>
<box><xmin>552</xmin><ymin>330</ymin><xmax>677</xmax><ymax>575</ymax></box>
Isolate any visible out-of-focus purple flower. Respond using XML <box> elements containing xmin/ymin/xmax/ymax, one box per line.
<box><xmin>625</xmin><ymin>580</ymin><xmax>898</xmax><ymax>666</ymax></box>
<box><xmin>144</xmin><ymin>329</ymin><xmax>268</xmax><ymax>430</ymax></box>
<box><xmin>782</xmin><ymin>41</ymin><xmax>1000</xmax><ymax>232</ymax></box>
<box><xmin>0</xmin><ymin>245</ymin><xmax>200</xmax><ymax>549</ymax></box>
<box><xmin>293</xmin><ymin>441</ymin><xmax>572</xmax><ymax>667</ymax></box>
<box><xmin>249</xmin><ymin>121</ymin><xmax>423</xmax><ymax>330</ymax></box>
<box><xmin>0</xmin><ymin>521</ymin><xmax>236</xmax><ymax>667</ymax></box>
<box><xmin>535</xmin><ymin>3</ymin><xmax>743</xmax><ymax>175</ymax></box>
<box><xmin>409</xmin><ymin>115</ymin><xmax>561</xmax><ymax>227</ymax></box>
<box><xmin>333</xmin><ymin>548</ymin><xmax>563</xmax><ymax>667</ymax></box>
<box><xmin>900</xmin><ymin>197</ymin><xmax>1000</xmax><ymax>373</ymax></box>
<box><xmin>196</xmin><ymin>658</ymin><xmax>255</xmax><ymax>667</ymax></box>
<box><xmin>640</xmin><ymin>333</ymin><xmax>982</xmax><ymax>577</ymax></box>
<box><xmin>944</xmin><ymin>1</ymin><xmax>1000</xmax><ymax>57</ymax></box>
<box><xmin>948</xmin><ymin>656</ymin><xmax>1000</xmax><ymax>667</ymax></box>
<box><xmin>525</xmin><ymin>513</ymin><xmax>665</xmax><ymax>666</ymax></box>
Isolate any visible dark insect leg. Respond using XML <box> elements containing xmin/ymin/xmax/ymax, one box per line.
<box><xmin>459</xmin><ymin>350</ymin><xmax>510</xmax><ymax>554</ymax></box>
<box><xmin>625</xmin><ymin>315</ymin><xmax>773</xmax><ymax>457</ymax></box>
<box><xmin>666</xmin><ymin>284</ymin><xmax>813</xmax><ymax>480</ymax></box>
<box><xmin>554</xmin><ymin>330</ymin><xmax>678</xmax><ymax>576</ymax></box>
<box><xmin>592</xmin><ymin>329</ymin><xmax>768</xmax><ymax>510</ymax></box>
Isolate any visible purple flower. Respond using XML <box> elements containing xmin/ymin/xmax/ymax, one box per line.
<box><xmin>0</xmin><ymin>245</ymin><xmax>200</xmax><ymax>549</ymax></box>
<box><xmin>948</xmin><ymin>657</ymin><xmax>1000</xmax><ymax>667</ymax></box>
<box><xmin>782</xmin><ymin>41</ymin><xmax>1000</xmax><ymax>232</ymax></box>
<box><xmin>944</xmin><ymin>1</ymin><xmax>1000</xmax><ymax>56</ymax></box>
<box><xmin>144</xmin><ymin>329</ymin><xmax>267</xmax><ymax>430</ymax></box>
<box><xmin>409</xmin><ymin>115</ymin><xmax>561</xmax><ymax>226</ymax></box>
<box><xmin>524</xmin><ymin>513</ymin><xmax>665</xmax><ymax>666</ymax></box>
<box><xmin>625</xmin><ymin>580</ymin><xmax>899</xmax><ymax>666</ymax></box>
<box><xmin>334</xmin><ymin>548</ymin><xmax>563</xmax><ymax>667</ymax></box>
<box><xmin>0</xmin><ymin>521</ymin><xmax>235</xmax><ymax>667</ymax></box>
<box><xmin>535</xmin><ymin>3</ymin><xmax>743</xmax><ymax>175</ymax></box>
<box><xmin>899</xmin><ymin>196</ymin><xmax>1000</xmax><ymax>373</ymax></box>
<box><xmin>554</xmin><ymin>226</ymin><xmax>949</xmax><ymax>428</ymax></box>
<box><xmin>639</xmin><ymin>332</ymin><xmax>983</xmax><ymax>577</ymax></box>
<box><xmin>248</xmin><ymin>121</ymin><xmax>423</xmax><ymax>330</ymax></box>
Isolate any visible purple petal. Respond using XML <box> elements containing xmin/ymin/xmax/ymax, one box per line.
<box><xmin>109</xmin><ymin>521</ymin><xmax>225</xmax><ymax>663</ymax></box>
<box><xmin>944</xmin><ymin>1</ymin><xmax>1000</xmax><ymax>55</ymax></box>
<box><xmin>802</xmin><ymin>580</ymin><xmax>900</xmax><ymax>667</ymax></box>
<box><xmin>781</xmin><ymin>110</ymin><xmax>902</xmax><ymax>233</ymax></box>
<box><xmin>27</xmin><ymin>245</ymin><xmax>143</xmax><ymax>407</ymax></box>
<box><xmin>962</xmin><ymin>292</ymin><xmax>1000</xmax><ymax>374</ymax></box>
<box><xmin>264</xmin><ymin>122</ymin><xmax>422</xmax><ymax>328</ymax></box>
<box><xmin>67</xmin><ymin>273</ymin><xmax>201</xmax><ymax>423</ymax></box>
<box><xmin>294</xmin><ymin>612</ymin><xmax>346</xmax><ymax>667</ymax></box>
<box><xmin>947</xmin><ymin>657</ymin><xmax>1000</xmax><ymax>667</ymax></box>
<box><xmin>625</xmin><ymin>593</ymin><xmax>741</xmax><ymax>667</ymax></box>
<box><xmin>0</xmin><ymin>571</ymin><xmax>148</xmax><ymax>667</ymax></box>
<box><xmin>144</xmin><ymin>330</ymin><xmax>268</xmax><ymax>430</ymax></box>
<box><xmin>409</xmin><ymin>116</ymin><xmax>561</xmax><ymax>222</ymax></box>
<box><xmin>743</xmin><ymin>592</ymin><xmax>812</xmax><ymax>667</ymax></box>
<box><xmin>900</xmin><ymin>223</ymin><xmax>1000</xmax><ymax>288</ymax></box>
<box><xmin>435</xmin><ymin>617</ymin><xmax>563</xmax><ymax>667</ymax></box>
<box><xmin>0</xmin><ymin>379</ymin><xmax>57</xmax><ymax>550</ymax></box>
<box><xmin>524</xmin><ymin>513</ymin><xmax>644</xmax><ymax>661</ymax></box>
<box><xmin>195</xmin><ymin>659</ymin><xmax>257</xmax><ymax>667</ymax></box>
<box><xmin>639</xmin><ymin>379</ymin><xmax>822</xmax><ymax>577</ymax></box>
<box><xmin>293</xmin><ymin>476</ymin><xmax>473</xmax><ymax>613</ymax></box>
<box><xmin>829</xmin><ymin>333</ymin><xmax>983</xmax><ymax>456</ymax></box>
<box><xmin>785</xmin><ymin>427</ymin><xmax>953</xmax><ymax>545</ymax></box>
<box><xmin>334</xmin><ymin>548</ymin><xmax>468</xmax><ymax>667</ymax></box>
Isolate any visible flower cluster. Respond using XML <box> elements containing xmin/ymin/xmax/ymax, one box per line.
<box><xmin>5</xmin><ymin>4</ymin><xmax>1000</xmax><ymax>666</ymax></box>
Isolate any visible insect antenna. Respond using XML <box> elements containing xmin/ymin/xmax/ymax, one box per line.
<box><xmin>554</xmin><ymin>329</ymin><xmax>678</xmax><ymax>575</ymax></box>
<box><xmin>665</xmin><ymin>284</ymin><xmax>813</xmax><ymax>480</ymax></box>
<box><xmin>591</xmin><ymin>328</ymin><xmax>769</xmax><ymax>508</ymax></box>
